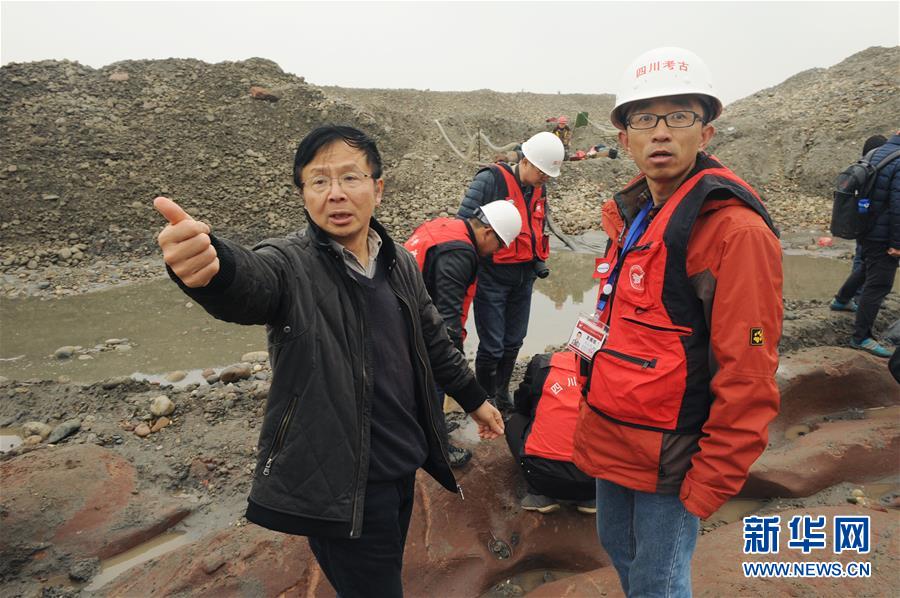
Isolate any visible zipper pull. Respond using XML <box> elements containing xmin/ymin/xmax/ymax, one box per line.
<box><xmin>262</xmin><ymin>457</ymin><xmax>274</xmax><ymax>476</ymax></box>
<box><xmin>457</xmin><ymin>483</ymin><xmax>465</xmax><ymax>500</ymax></box>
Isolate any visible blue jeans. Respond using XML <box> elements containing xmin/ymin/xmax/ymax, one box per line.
<box><xmin>595</xmin><ymin>479</ymin><xmax>699</xmax><ymax>597</ymax></box>
<box><xmin>473</xmin><ymin>262</ymin><xmax>536</xmax><ymax>362</ymax></box>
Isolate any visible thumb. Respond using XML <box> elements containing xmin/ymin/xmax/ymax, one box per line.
<box><xmin>490</xmin><ymin>411</ymin><xmax>505</xmax><ymax>435</ymax></box>
<box><xmin>154</xmin><ymin>196</ymin><xmax>193</xmax><ymax>225</ymax></box>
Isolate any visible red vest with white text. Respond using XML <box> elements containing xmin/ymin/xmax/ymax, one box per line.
<box><xmin>404</xmin><ymin>218</ymin><xmax>476</xmax><ymax>333</ymax></box>
<box><xmin>524</xmin><ymin>352</ymin><xmax>584</xmax><ymax>462</ymax></box>
<box><xmin>488</xmin><ymin>163</ymin><xmax>550</xmax><ymax>264</ymax></box>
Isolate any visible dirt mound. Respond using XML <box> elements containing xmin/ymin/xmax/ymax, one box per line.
<box><xmin>0</xmin><ymin>57</ymin><xmax>622</xmax><ymax>275</ymax></box>
<box><xmin>1</xmin><ymin>47</ymin><xmax>897</xmax><ymax>277</ymax></box>
<box><xmin>709</xmin><ymin>46</ymin><xmax>900</xmax><ymax>194</ymax></box>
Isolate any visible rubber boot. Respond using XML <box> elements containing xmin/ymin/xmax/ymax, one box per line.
<box><xmin>493</xmin><ymin>350</ymin><xmax>519</xmax><ymax>412</ymax></box>
<box><xmin>475</xmin><ymin>359</ymin><xmax>499</xmax><ymax>409</ymax></box>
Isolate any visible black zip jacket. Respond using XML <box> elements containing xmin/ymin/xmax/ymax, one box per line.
<box><xmin>173</xmin><ymin>215</ymin><xmax>487</xmax><ymax>538</ymax></box>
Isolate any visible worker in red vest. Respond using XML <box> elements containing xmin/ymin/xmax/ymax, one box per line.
<box><xmin>405</xmin><ymin>201</ymin><xmax>522</xmax><ymax>466</ymax></box>
<box><xmin>505</xmin><ymin>351</ymin><xmax>595</xmax><ymax>514</ymax></box>
<box><xmin>572</xmin><ymin>46</ymin><xmax>783</xmax><ymax>597</ymax></box>
<box><xmin>457</xmin><ymin>132</ymin><xmax>565</xmax><ymax>412</ymax></box>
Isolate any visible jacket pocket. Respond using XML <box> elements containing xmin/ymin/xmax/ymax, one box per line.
<box><xmin>260</xmin><ymin>392</ymin><xmax>300</xmax><ymax>477</ymax></box>
<box><xmin>593</xmin><ymin>317</ymin><xmax>690</xmax><ymax>430</ymax></box>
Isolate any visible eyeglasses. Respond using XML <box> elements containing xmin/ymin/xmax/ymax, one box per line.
<box><xmin>493</xmin><ymin>230</ymin><xmax>506</xmax><ymax>247</ymax></box>
<box><xmin>626</xmin><ymin>110</ymin><xmax>702</xmax><ymax>130</ymax></box>
<box><xmin>301</xmin><ymin>171</ymin><xmax>372</xmax><ymax>194</ymax></box>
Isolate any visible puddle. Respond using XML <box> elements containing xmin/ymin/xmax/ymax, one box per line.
<box><xmin>0</xmin><ymin>428</ymin><xmax>23</xmax><ymax>452</ymax></box>
<box><xmin>84</xmin><ymin>530</ymin><xmax>197</xmax><ymax>591</ymax></box>
<box><xmin>1</xmin><ymin>250</ymin><xmax>896</xmax><ymax>383</ymax></box>
<box><xmin>707</xmin><ymin>498</ymin><xmax>767</xmax><ymax>526</ymax></box>
<box><xmin>132</xmin><ymin>367</ymin><xmax>220</xmax><ymax>388</ymax></box>
<box><xmin>481</xmin><ymin>569</ymin><xmax>576</xmax><ymax>598</ymax></box>
<box><xmin>784</xmin><ymin>423</ymin><xmax>813</xmax><ymax>440</ymax></box>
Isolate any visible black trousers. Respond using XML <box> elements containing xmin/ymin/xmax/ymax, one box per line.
<box><xmin>837</xmin><ymin>240</ymin><xmax>899</xmax><ymax>342</ymax></box>
<box><xmin>308</xmin><ymin>474</ymin><xmax>416</xmax><ymax>598</ymax></box>
<box><xmin>505</xmin><ymin>413</ymin><xmax>594</xmax><ymax>501</ymax></box>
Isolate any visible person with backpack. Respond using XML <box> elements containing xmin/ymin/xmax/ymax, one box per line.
<box><xmin>505</xmin><ymin>351</ymin><xmax>596</xmax><ymax>514</ymax></box>
<box><xmin>457</xmin><ymin>132</ymin><xmax>565</xmax><ymax>412</ymax></box>
<box><xmin>830</xmin><ymin>134</ymin><xmax>887</xmax><ymax>313</ymax></box>
<box><xmin>572</xmin><ymin>47</ymin><xmax>783</xmax><ymax>596</ymax></box>
<box><xmin>404</xmin><ymin>201</ymin><xmax>523</xmax><ymax>467</ymax></box>
<box><xmin>831</xmin><ymin>131</ymin><xmax>900</xmax><ymax>358</ymax></box>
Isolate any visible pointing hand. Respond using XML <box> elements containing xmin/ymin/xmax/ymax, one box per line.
<box><xmin>154</xmin><ymin>196</ymin><xmax>219</xmax><ymax>288</ymax></box>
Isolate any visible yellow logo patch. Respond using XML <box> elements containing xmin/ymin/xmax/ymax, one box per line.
<box><xmin>750</xmin><ymin>327</ymin><xmax>764</xmax><ymax>346</ymax></box>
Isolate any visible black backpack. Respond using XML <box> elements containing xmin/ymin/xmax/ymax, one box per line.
<box><xmin>830</xmin><ymin>148</ymin><xmax>900</xmax><ymax>240</ymax></box>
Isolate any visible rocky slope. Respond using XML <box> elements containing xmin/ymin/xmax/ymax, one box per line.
<box><xmin>1</xmin><ymin>46</ymin><xmax>897</xmax><ymax>285</ymax></box>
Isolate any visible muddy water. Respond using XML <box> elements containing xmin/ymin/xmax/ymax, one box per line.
<box><xmin>84</xmin><ymin>530</ymin><xmax>197</xmax><ymax>592</ymax></box>
<box><xmin>0</xmin><ymin>428</ymin><xmax>23</xmax><ymax>452</ymax></box>
<box><xmin>1</xmin><ymin>253</ymin><xmax>892</xmax><ymax>382</ymax></box>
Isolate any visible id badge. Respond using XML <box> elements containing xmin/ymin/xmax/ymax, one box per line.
<box><xmin>567</xmin><ymin>314</ymin><xmax>609</xmax><ymax>360</ymax></box>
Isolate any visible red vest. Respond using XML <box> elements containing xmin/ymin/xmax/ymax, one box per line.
<box><xmin>404</xmin><ymin>218</ymin><xmax>476</xmax><ymax>333</ymax></box>
<box><xmin>524</xmin><ymin>352</ymin><xmax>584</xmax><ymax>462</ymax></box>
<box><xmin>488</xmin><ymin>163</ymin><xmax>550</xmax><ymax>264</ymax></box>
<box><xmin>586</xmin><ymin>155</ymin><xmax>776</xmax><ymax>433</ymax></box>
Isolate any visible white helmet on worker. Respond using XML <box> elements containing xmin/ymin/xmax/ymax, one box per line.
<box><xmin>610</xmin><ymin>46</ymin><xmax>723</xmax><ymax>131</ymax></box>
<box><xmin>478</xmin><ymin>200</ymin><xmax>522</xmax><ymax>247</ymax></box>
<box><xmin>521</xmin><ymin>132</ymin><xmax>564</xmax><ymax>177</ymax></box>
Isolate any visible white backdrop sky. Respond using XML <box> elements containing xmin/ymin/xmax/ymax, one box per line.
<box><xmin>2</xmin><ymin>1</ymin><xmax>898</xmax><ymax>105</ymax></box>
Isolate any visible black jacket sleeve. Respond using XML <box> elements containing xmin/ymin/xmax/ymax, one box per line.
<box><xmin>168</xmin><ymin>234</ymin><xmax>300</xmax><ymax>328</ymax></box>
<box><xmin>429</xmin><ymin>246</ymin><xmax>478</xmax><ymax>353</ymax></box>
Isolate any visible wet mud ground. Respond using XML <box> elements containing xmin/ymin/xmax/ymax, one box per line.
<box><xmin>1</xmin><ymin>233</ymin><xmax>899</xmax><ymax>597</ymax></box>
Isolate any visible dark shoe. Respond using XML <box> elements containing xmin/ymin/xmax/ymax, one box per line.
<box><xmin>850</xmin><ymin>337</ymin><xmax>893</xmax><ymax>358</ymax></box>
<box><xmin>447</xmin><ymin>444</ymin><xmax>472</xmax><ymax>468</ymax></box>
<box><xmin>475</xmin><ymin>360</ymin><xmax>498</xmax><ymax>398</ymax></box>
<box><xmin>830</xmin><ymin>298</ymin><xmax>858</xmax><ymax>312</ymax></box>
<box><xmin>521</xmin><ymin>493</ymin><xmax>560</xmax><ymax>514</ymax></box>
<box><xmin>576</xmin><ymin>499</ymin><xmax>597</xmax><ymax>514</ymax></box>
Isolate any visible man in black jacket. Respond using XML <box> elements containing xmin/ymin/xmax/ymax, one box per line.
<box><xmin>154</xmin><ymin>125</ymin><xmax>504</xmax><ymax>598</ymax></box>
<box><xmin>833</xmin><ymin>131</ymin><xmax>900</xmax><ymax>357</ymax></box>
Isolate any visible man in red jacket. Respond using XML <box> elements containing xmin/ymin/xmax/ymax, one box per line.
<box><xmin>572</xmin><ymin>47</ymin><xmax>783</xmax><ymax>597</ymax></box>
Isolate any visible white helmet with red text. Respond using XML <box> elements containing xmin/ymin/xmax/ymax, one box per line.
<box><xmin>521</xmin><ymin>132</ymin><xmax>564</xmax><ymax>177</ymax></box>
<box><xmin>478</xmin><ymin>200</ymin><xmax>522</xmax><ymax>247</ymax></box>
<box><xmin>611</xmin><ymin>46</ymin><xmax>722</xmax><ymax>130</ymax></box>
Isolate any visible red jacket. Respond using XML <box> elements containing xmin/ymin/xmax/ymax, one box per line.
<box><xmin>573</xmin><ymin>154</ymin><xmax>783</xmax><ymax>519</ymax></box>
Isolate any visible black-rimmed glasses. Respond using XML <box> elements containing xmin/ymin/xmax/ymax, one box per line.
<box><xmin>626</xmin><ymin>110</ymin><xmax>702</xmax><ymax>130</ymax></box>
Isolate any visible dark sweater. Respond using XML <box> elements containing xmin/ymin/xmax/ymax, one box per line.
<box><xmin>350</xmin><ymin>260</ymin><xmax>428</xmax><ymax>481</ymax></box>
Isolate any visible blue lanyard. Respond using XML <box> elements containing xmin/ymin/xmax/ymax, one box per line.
<box><xmin>596</xmin><ymin>201</ymin><xmax>653</xmax><ymax>313</ymax></box>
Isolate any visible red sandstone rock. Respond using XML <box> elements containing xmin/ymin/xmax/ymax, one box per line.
<box><xmin>532</xmin><ymin>506</ymin><xmax>898</xmax><ymax>597</ymax></box>
<box><xmin>249</xmin><ymin>86</ymin><xmax>279</xmax><ymax>102</ymax></box>
<box><xmin>0</xmin><ymin>445</ymin><xmax>192</xmax><ymax>581</ymax></box>
<box><xmin>102</xmin><ymin>439</ymin><xmax>607</xmax><ymax>596</ymax></box>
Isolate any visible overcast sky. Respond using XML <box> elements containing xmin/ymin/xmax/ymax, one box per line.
<box><xmin>2</xmin><ymin>1</ymin><xmax>898</xmax><ymax>105</ymax></box>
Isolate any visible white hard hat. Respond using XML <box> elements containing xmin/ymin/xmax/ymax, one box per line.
<box><xmin>610</xmin><ymin>46</ymin><xmax>723</xmax><ymax>130</ymax></box>
<box><xmin>479</xmin><ymin>200</ymin><xmax>523</xmax><ymax>247</ymax></box>
<box><xmin>521</xmin><ymin>132</ymin><xmax>564</xmax><ymax>177</ymax></box>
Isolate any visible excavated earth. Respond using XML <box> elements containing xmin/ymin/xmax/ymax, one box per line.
<box><xmin>1</xmin><ymin>46</ymin><xmax>899</xmax><ymax>597</ymax></box>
